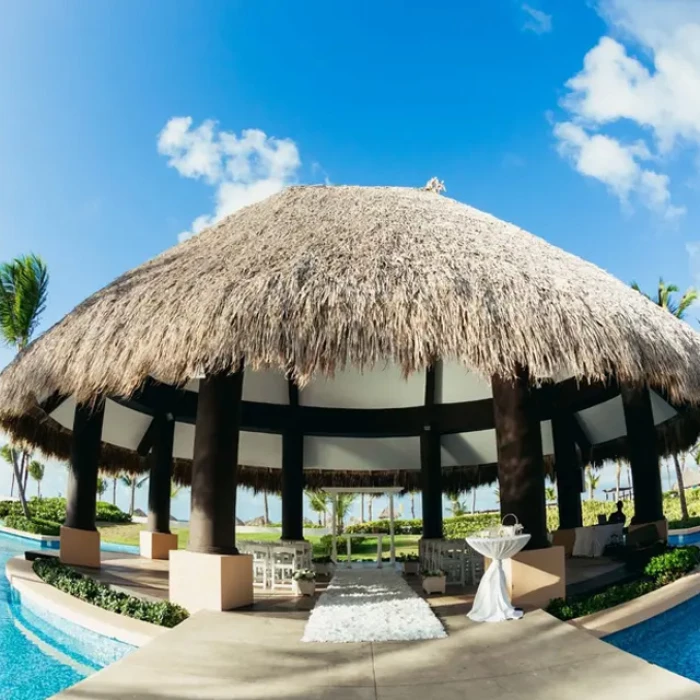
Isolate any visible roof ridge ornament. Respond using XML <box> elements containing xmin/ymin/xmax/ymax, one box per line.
<box><xmin>424</xmin><ymin>177</ymin><xmax>446</xmax><ymax>194</ymax></box>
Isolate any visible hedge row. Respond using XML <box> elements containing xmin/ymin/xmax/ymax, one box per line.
<box><xmin>0</xmin><ymin>497</ymin><xmax>130</xmax><ymax>525</ymax></box>
<box><xmin>547</xmin><ymin>545</ymin><xmax>700</xmax><ymax>621</ymax></box>
<box><xmin>33</xmin><ymin>558</ymin><xmax>188</xmax><ymax>628</ymax></box>
<box><xmin>5</xmin><ymin>515</ymin><xmax>61</xmax><ymax>536</ymax></box>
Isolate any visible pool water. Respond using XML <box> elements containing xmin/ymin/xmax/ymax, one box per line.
<box><xmin>0</xmin><ymin>533</ymin><xmax>135</xmax><ymax>699</ymax></box>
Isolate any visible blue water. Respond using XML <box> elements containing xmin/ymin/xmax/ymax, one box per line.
<box><xmin>0</xmin><ymin>533</ymin><xmax>135</xmax><ymax>699</ymax></box>
<box><xmin>668</xmin><ymin>531</ymin><xmax>700</xmax><ymax>547</ymax></box>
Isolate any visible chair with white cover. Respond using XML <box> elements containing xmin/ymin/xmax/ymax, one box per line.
<box><xmin>270</xmin><ymin>546</ymin><xmax>297</xmax><ymax>590</ymax></box>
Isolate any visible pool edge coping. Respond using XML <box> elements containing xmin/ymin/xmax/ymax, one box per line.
<box><xmin>5</xmin><ymin>555</ymin><xmax>167</xmax><ymax>648</ymax></box>
<box><xmin>668</xmin><ymin>524</ymin><xmax>700</xmax><ymax>537</ymax></box>
<box><xmin>568</xmin><ymin>565</ymin><xmax>700</xmax><ymax>638</ymax></box>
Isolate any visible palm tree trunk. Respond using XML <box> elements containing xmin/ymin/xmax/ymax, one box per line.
<box><xmin>412</xmin><ymin>493</ymin><xmax>417</xmax><ymax>519</ymax></box>
<box><xmin>471</xmin><ymin>488</ymin><xmax>476</xmax><ymax>514</ymax></box>
<box><xmin>360</xmin><ymin>494</ymin><xmax>365</xmax><ymax>523</ymax></box>
<box><xmin>666</xmin><ymin>462</ymin><xmax>672</xmax><ymax>493</ymax></box>
<box><xmin>615</xmin><ymin>461</ymin><xmax>621</xmax><ymax>501</ymax></box>
<box><xmin>130</xmin><ymin>480</ymin><xmax>136</xmax><ymax>515</ymax></box>
<box><xmin>12</xmin><ymin>450</ymin><xmax>30</xmax><ymax>518</ymax></box>
<box><xmin>673</xmin><ymin>453</ymin><xmax>689</xmax><ymax>521</ymax></box>
<box><xmin>23</xmin><ymin>466</ymin><xmax>28</xmax><ymax>496</ymax></box>
<box><xmin>112</xmin><ymin>478</ymin><xmax>117</xmax><ymax>505</ymax></box>
<box><xmin>263</xmin><ymin>492</ymin><xmax>269</xmax><ymax>525</ymax></box>
<box><xmin>10</xmin><ymin>469</ymin><xmax>15</xmax><ymax>498</ymax></box>
<box><xmin>368</xmin><ymin>497</ymin><xmax>373</xmax><ymax>522</ymax></box>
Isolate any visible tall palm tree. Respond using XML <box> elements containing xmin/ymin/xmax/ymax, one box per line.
<box><xmin>632</xmin><ymin>278</ymin><xmax>697</xmax><ymax>521</ymax></box>
<box><xmin>471</xmin><ymin>487</ymin><xmax>477</xmax><ymax>514</ymax></box>
<box><xmin>262</xmin><ymin>491</ymin><xmax>270</xmax><ymax>525</ymax></box>
<box><xmin>307</xmin><ymin>491</ymin><xmax>329</xmax><ymax>527</ymax></box>
<box><xmin>0</xmin><ymin>254</ymin><xmax>48</xmax><ymax>518</ymax></box>
<box><xmin>586</xmin><ymin>466</ymin><xmax>600</xmax><ymax>501</ymax></box>
<box><xmin>360</xmin><ymin>493</ymin><xmax>365</xmax><ymax>523</ymax></box>
<box><xmin>411</xmin><ymin>492</ymin><xmax>417</xmax><ymax>519</ymax></box>
<box><xmin>614</xmin><ymin>460</ymin><xmax>622</xmax><ymax>501</ymax></box>
<box><xmin>112</xmin><ymin>477</ymin><xmax>118</xmax><ymax>505</ymax></box>
<box><xmin>27</xmin><ymin>460</ymin><xmax>45</xmax><ymax>498</ymax></box>
<box><xmin>96</xmin><ymin>476</ymin><xmax>108</xmax><ymax>499</ymax></box>
<box><xmin>335</xmin><ymin>493</ymin><xmax>356</xmax><ymax>533</ymax></box>
<box><xmin>368</xmin><ymin>494</ymin><xmax>374</xmax><ymax>521</ymax></box>
<box><xmin>120</xmin><ymin>473</ymin><xmax>149</xmax><ymax>515</ymax></box>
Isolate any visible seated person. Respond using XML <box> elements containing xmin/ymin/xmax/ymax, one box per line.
<box><xmin>608</xmin><ymin>500</ymin><xmax>626</xmax><ymax>525</ymax></box>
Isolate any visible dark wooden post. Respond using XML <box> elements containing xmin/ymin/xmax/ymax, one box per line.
<box><xmin>147</xmin><ymin>414</ymin><xmax>175</xmax><ymax>534</ymax></box>
<box><xmin>421</xmin><ymin>366</ymin><xmax>443</xmax><ymax>538</ymax></box>
<box><xmin>281</xmin><ymin>380</ymin><xmax>304</xmax><ymax>541</ymax></box>
<box><xmin>620</xmin><ymin>384</ymin><xmax>663</xmax><ymax>523</ymax></box>
<box><xmin>492</xmin><ymin>367</ymin><xmax>548</xmax><ymax>550</ymax></box>
<box><xmin>552</xmin><ymin>415</ymin><xmax>583</xmax><ymax>529</ymax></box>
<box><xmin>65</xmin><ymin>401</ymin><xmax>105</xmax><ymax>531</ymax></box>
<box><xmin>188</xmin><ymin>368</ymin><xmax>244</xmax><ymax>555</ymax></box>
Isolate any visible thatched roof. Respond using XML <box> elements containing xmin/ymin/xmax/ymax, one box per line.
<box><xmin>2</xmin><ymin>185</ymin><xmax>700</xmax><ymax>414</ymax></box>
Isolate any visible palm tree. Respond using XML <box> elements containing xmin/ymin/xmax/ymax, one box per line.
<box><xmin>27</xmin><ymin>460</ymin><xmax>45</xmax><ymax>498</ymax></box>
<box><xmin>632</xmin><ymin>278</ymin><xmax>697</xmax><ymax>521</ymax></box>
<box><xmin>410</xmin><ymin>492</ymin><xmax>416</xmax><ymax>519</ymax></box>
<box><xmin>262</xmin><ymin>491</ymin><xmax>270</xmax><ymax>525</ymax></box>
<box><xmin>112</xmin><ymin>477</ymin><xmax>118</xmax><ymax>505</ymax></box>
<box><xmin>0</xmin><ymin>254</ymin><xmax>48</xmax><ymax>518</ymax></box>
<box><xmin>471</xmin><ymin>487</ymin><xmax>477</xmax><ymax>514</ymax></box>
<box><xmin>586</xmin><ymin>466</ymin><xmax>600</xmax><ymax>500</ymax></box>
<box><xmin>120</xmin><ymin>473</ymin><xmax>148</xmax><ymax>515</ymax></box>
<box><xmin>96</xmin><ymin>476</ymin><xmax>108</xmax><ymax>499</ymax></box>
<box><xmin>614</xmin><ymin>460</ymin><xmax>622</xmax><ymax>501</ymax></box>
<box><xmin>368</xmin><ymin>494</ymin><xmax>374</xmax><ymax>521</ymax></box>
<box><xmin>360</xmin><ymin>493</ymin><xmax>365</xmax><ymax>523</ymax></box>
<box><xmin>335</xmin><ymin>493</ymin><xmax>356</xmax><ymax>533</ymax></box>
<box><xmin>307</xmin><ymin>491</ymin><xmax>329</xmax><ymax>527</ymax></box>
<box><xmin>545</xmin><ymin>486</ymin><xmax>557</xmax><ymax>503</ymax></box>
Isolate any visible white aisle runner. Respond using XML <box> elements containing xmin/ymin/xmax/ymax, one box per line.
<box><xmin>302</xmin><ymin>568</ymin><xmax>447</xmax><ymax>643</ymax></box>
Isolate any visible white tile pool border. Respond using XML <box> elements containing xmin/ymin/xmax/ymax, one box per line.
<box><xmin>5</xmin><ymin>556</ymin><xmax>167</xmax><ymax>648</ymax></box>
<box><xmin>0</xmin><ymin>525</ymin><xmax>60</xmax><ymax>542</ymax></box>
<box><xmin>668</xmin><ymin>524</ymin><xmax>700</xmax><ymax>537</ymax></box>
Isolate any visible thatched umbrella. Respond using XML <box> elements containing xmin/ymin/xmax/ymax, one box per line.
<box><xmin>1</xmin><ymin>185</ymin><xmax>700</xmax><ymax>487</ymax></box>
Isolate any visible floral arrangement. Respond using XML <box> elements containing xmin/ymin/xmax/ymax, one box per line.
<box><xmin>421</xmin><ymin>569</ymin><xmax>446</xmax><ymax>578</ymax></box>
<box><xmin>293</xmin><ymin>568</ymin><xmax>316</xmax><ymax>581</ymax></box>
<box><xmin>397</xmin><ymin>552</ymin><xmax>420</xmax><ymax>562</ymax></box>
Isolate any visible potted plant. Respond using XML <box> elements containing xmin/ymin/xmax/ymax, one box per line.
<box><xmin>292</xmin><ymin>569</ymin><xmax>317</xmax><ymax>596</ymax></box>
<box><xmin>312</xmin><ymin>555</ymin><xmax>335</xmax><ymax>577</ymax></box>
<box><xmin>421</xmin><ymin>569</ymin><xmax>446</xmax><ymax>595</ymax></box>
<box><xmin>399</xmin><ymin>552</ymin><xmax>420</xmax><ymax>575</ymax></box>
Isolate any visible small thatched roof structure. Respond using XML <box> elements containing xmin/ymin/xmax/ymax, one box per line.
<box><xmin>1</xmin><ymin>184</ymin><xmax>700</xmax><ymax>491</ymax></box>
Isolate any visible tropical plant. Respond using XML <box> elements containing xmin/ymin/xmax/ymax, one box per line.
<box><xmin>632</xmin><ymin>278</ymin><xmax>697</xmax><ymax>521</ymax></box>
<box><xmin>27</xmin><ymin>460</ymin><xmax>45</xmax><ymax>498</ymax></box>
<box><xmin>586</xmin><ymin>466</ymin><xmax>600</xmax><ymax>501</ymax></box>
<box><xmin>334</xmin><ymin>493</ymin><xmax>356</xmax><ymax>533</ymax></box>
<box><xmin>614</xmin><ymin>460</ymin><xmax>622</xmax><ymax>501</ymax></box>
<box><xmin>447</xmin><ymin>492</ymin><xmax>468</xmax><ymax>517</ymax></box>
<box><xmin>170</xmin><ymin>484</ymin><xmax>182</xmax><ymax>499</ymax></box>
<box><xmin>120</xmin><ymin>473</ymin><xmax>149</xmax><ymax>515</ymax></box>
<box><xmin>0</xmin><ymin>253</ymin><xmax>49</xmax><ymax>517</ymax></box>
<box><xmin>545</xmin><ymin>486</ymin><xmax>557</xmax><ymax>503</ymax></box>
<box><xmin>410</xmin><ymin>492</ymin><xmax>416</xmax><ymax>519</ymax></box>
<box><xmin>307</xmin><ymin>491</ymin><xmax>329</xmax><ymax>526</ymax></box>
<box><xmin>96</xmin><ymin>476</ymin><xmax>108</xmax><ymax>498</ymax></box>
<box><xmin>263</xmin><ymin>491</ymin><xmax>270</xmax><ymax>525</ymax></box>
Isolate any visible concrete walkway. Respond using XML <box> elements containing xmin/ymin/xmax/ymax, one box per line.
<box><xmin>55</xmin><ymin>602</ymin><xmax>699</xmax><ymax>699</ymax></box>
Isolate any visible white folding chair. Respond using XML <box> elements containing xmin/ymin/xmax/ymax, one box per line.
<box><xmin>270</xmin><ymin>546</ymin><xmax>297</xmax><ymax>591</ymax></box>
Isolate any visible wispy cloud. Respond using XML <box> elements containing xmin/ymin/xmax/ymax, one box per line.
<box><xmin>521</xmin><ymin>4</ymin><xmax>552</xmax><ymax>34</ymax></box>
<box><xmin>157</xmin><ymin>117</ymin><xmax>302</xmax><ymax>241</ymax></box>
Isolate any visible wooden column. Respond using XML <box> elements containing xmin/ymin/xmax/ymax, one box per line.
<box><xmin>621</xmin><ymin>384</ymin><xmax>663</xmax><ymax>523</ymax></box>
<box><xmin>281</xmin><ymin>380</ymin><xmax>304</xmax><ymax>541</ymax></box>
<box><xmin>147</xmin><ymin>414</ymin><xmax>175</xmax><ymax>534</ymax></box>
<box><xmin>421</xmin><ymin>366</ymin><xmax>443</xmax><ymax>539</ymax></box>
<box><xmin>552</xmin><ymin>415</ymin><xmax>583</xmax><ymax>529</ymax></box>
<box><xmin>65</xmin><ymin>401</ymin><xmax>105</xmax><ymax>531</ymax></box>
<box><xmin>492</xmin><ymin>367</ymin><xmax>548</xmax><ymax>550</ymax></box>
<box><xmin>188</xmin><ymin>368</ymin><xmax>244</xmax><ymax>555</ymax></box>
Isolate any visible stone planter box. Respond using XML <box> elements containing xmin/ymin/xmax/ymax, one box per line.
<box><xmin>422</xmin><ymin>575</ymin><xmax>446</xmax><ymax>595</ymax></box>
<box><xmin>403</xmin><ymin>561</ymin><xmax>420</xmax><ymax>575</ymax></box>
<box><xmin>293</xmin><ymin>579</ymin><xmax>316</xmax><ymax>597</ymax></box>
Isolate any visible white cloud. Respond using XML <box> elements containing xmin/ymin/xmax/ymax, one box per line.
<box><xmin>521</xmin><ymin>4</ymin><xmax>552</xmax><ymax>34</ymax></box>
<box><xmin>554</xmin><ymin>121</ymin><xmax>685</xmax><ymax>218</ymax></box>
<box><xmin>554</xmin><ymin>0</ymin><xmax>700</xmax><ymax>218</ymax></box>
<box><xmin>157</xmin><ymin>118</ymin><xmax>301</xmax><ymax>241</ymax></box>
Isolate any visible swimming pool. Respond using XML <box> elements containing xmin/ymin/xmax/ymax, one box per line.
<box><xmin>0</xmin><ymin>532</ymin><xmax>135</xmax><ymax>699</ymax></box>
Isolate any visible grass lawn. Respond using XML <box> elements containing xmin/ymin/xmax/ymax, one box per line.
<box><xmin>98</xmin><ymin>523</ymin><xmax>420</xmax><ymax>559</ymax></box>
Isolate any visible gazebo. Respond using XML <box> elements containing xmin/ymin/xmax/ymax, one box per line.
<box><xmin>2</xmin><ymin>184</ymin><xmax>700</xmax><ymax>611</ymax></box>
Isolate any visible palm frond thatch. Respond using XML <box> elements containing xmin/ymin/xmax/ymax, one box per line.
<box><xmin>1</xmin><ymin>185</ymin><xmax>700</xmax><ymax>420</ymax></box>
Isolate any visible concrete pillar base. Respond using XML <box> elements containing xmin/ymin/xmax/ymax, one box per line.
<box><xmin>551</xmin><ymin>529</ymin><xmax>577</xmax><ymax>557</ymax></box>
<box><xmin>169</xmin><ymin>550</ymin><xmax>253</xmax><ymax>612</ymax></box>
<box><xmin>629</xmin><ymin>518</ymin><xmax>668</xmax><ymax>543</ymax></box>
<box><xmin>140</xmin><ymin>531</ymin><xmax>178</xmax><ymax>560</ymax></box>
<box><xmin>59</xmin><ymin>525</ymin><xmax>101</xmax><ymax>568</ymax></box>
<box><xmin>502</xmin><ymin>545</ymin><xmax>566</xmax><ymax>609</ymax></box>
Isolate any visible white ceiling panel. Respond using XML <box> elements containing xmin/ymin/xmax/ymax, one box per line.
<box><xmin>436</xmin><ymin>361</ymin><xmax>492</xmax><ymax>403</ymax></box>
<box><xmin>304</xmin><ymin>436</ymin><xmax>421</xmax><ymax>470</ymax></box>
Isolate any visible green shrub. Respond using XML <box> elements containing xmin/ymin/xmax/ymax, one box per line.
<box><xmin>0</xmin><ymin>497</ymin><xmax>131</xmax><ymax>525</ymax></box>
<box><xmin>33</xmin><ymin>558</ymin><xmax>188</xmax><ymax>628</ymax></box>
<box><xmin>644</xmin><ymin>546</ymin><xmax>700</xmax><ymax>585</ymax></box>
<box><xmin>4</xmin><ymin>514</ymin><xmax>60</xmax><ymax>536</ymax></box>
<box><xmin>546</xmin><ymin>546</ymin><xmax>700</xmax><ymax>621</ymax></box>
<box><xmin>667</xmin><ymin>516</ymin><xmax>700</xmax><ymax>530</ymax></box>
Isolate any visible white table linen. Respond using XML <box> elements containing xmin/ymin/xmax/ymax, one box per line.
<box><xmin>466</xmin><ymin>534</ymin><xmax>531</xmax><ymax>623</ymax></box>
<box><xmin>572</xmin><ymin>523</ymin><xmax>624</xmax><ymax>558</ymax></box>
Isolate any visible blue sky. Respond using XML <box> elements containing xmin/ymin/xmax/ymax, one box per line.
<box><xmin>1</xmin><ymin>0</ymin><xmax>699</xmax><ymax>521</ymax></box>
